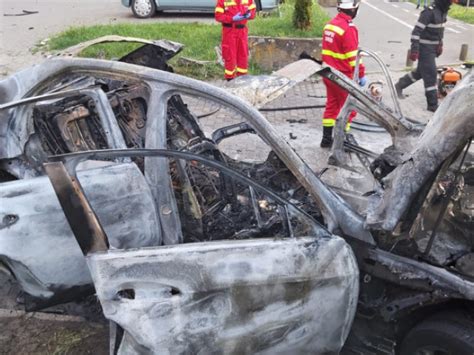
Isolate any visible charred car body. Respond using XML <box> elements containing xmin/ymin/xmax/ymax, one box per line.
<box><xmin>0</xmin><ymin>41</ymin><xmax>473</xmax><ymax>353</ymax></box>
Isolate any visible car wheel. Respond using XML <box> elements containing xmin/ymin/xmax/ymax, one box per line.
<box><xmin>131</xmin><ymin>0</ymin><xmax>156</xmax><ymax>18</ymax></box>
<box><xmin>399</xmin><ymin>312</ymin><xmax>474</xmax><ymax>355</ymax></box>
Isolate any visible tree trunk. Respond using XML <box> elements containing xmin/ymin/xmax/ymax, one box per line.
<box><xmin>293</xmin><ymin>0</ymin><xmax>313</xmax><ymax>30</ymax></box>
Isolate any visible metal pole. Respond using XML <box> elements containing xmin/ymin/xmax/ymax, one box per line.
<box><xmin>459</xmin><ymin>44</ymin><xmax>469</xmax><ymax>62</ymax></box>
<box><xmin>406</xmin><ymin>49</ymin><xmax>414</xmax><ymax>68</ymax></box>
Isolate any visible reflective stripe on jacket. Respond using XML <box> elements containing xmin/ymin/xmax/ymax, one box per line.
<box><xmin>215</xmin><ymin>0</ymin><xmax>256</xmax><ymax>25</ymax></box>
<box><xmin>410</xmin><ymin>6</ymin><xmax>446</xmax><ymax>52</ymax></box>
<box><xmin>322</xmin><ymin>12</ymin><xmax>365</xmax><ymax>78</ymax></box>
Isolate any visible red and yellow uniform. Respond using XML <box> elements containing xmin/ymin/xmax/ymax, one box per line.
<box><xmin>321</xmin><ymin>12</ymin><xmax>365</xmax><ymax>129</ymax></box>
<box><xmin>215</xmin><ymin>0</ymin><xmax>256</xmax><ymax>80</ymax></box>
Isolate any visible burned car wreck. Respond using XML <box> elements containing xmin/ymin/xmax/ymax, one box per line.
<box><xmin>0</xmin><ymin>46</ymin><xmax>360</xmax><ymax>353</ymax></box>
<box><xmin>0</xmin><ymin>40</ymin><xmax>474</xmax><ymax>354</ymax></box>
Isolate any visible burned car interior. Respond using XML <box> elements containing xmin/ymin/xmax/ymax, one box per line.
<box><xmin>44</xmin><ymin>149</ymin><xmax>358</xmax><ymax>353</ymax></box>
<box><xmin>0</xmin><ymin>39</ymin><xmax>473</xmax><ymax>353</ymax></box>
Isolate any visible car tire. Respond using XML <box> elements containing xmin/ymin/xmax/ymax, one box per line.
<box><xmin>399</xmin><ymin>312</ymin><xmax>474</xmax><ymax>355</ymax></box>
<box><xmin>131</xmin><ymin>0</ymin><xmax>156</xmax><ymax>18</ymax></box>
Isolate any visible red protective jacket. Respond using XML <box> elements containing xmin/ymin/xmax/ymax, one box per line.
<box><xmin>215</xmin><ymin>0</ymin><xmax>256</xmax><ymax>79</ymax></box>
<box><xmin>322</xmin><ymin>12</ymin><xmax>365</xmax><ymax>78</ymax></box>
<box><xmin>321</xmin><ymin>12</ymin><xmax>365</xmax><ymax>129</ymax></box>
<box><xmin>215</xmin><ymin>0</ymin><xmax>256</xmax><ymax>25</ymax></box>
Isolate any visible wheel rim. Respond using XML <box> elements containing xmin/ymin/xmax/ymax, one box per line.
<box><xmin>133</xmin><ymin>0</ymin><xmax>153</xmax><ymax>17</ymax></box>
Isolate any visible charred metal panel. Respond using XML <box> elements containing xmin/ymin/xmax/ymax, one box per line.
<box><xmin>55</xmin><ymin>36</ymin><xmax>183</xmax><ymax>62</ymax></box>
<box><xmin>366</xmin><ymin>73</ymin><xmax>474</xmax><ymax>231</ymax></box>
<box><xmin>87</xmin><ymin>237</ymin><xmax>359</xmax><ymax>354</ymax></box>
<box><xmin>0</xmin><ymin>162</ymin><xmax>160</xmax><ymax>299</ymax></box>
<box><xmin>363</xmin><ymin>246</ymin><xmax>474</xmax><ymax>300</ymax></box>
<box><xmin>0</xmin><ymin>37</ymin><xmax>182</xmax><ymax>160</ymax></box>
<box><xmin>47</xmin><ymin>148</ymin><xmax>327</xmax><ymax>243</ymax></box>
<box><xmin>144</xmin><ymin>88</ymin><xmax>184</xmax><ymax>245</ymax></box>
<box><xmin>119</xmin><ymin>43</ymin><xmax>181</xmax><ymax>72</ymax></box>
<box><xmin>315</xmin><ymin>50</ymin><xmax>423</xmax><ymax>171</ymax></box>
<box><xmin>224</xmin><ymin>58</ymin><xmax>321</xmax><ymax>108</ymax></box>
<box><xmin>44</xmin><ymin>162</ymin><xmax>110</xmax><ymax>255</ymax></box>
<box><xmin>0</xmin><ymin>58</ymin><xmax>373</xmax><ymax>243</ymax></box>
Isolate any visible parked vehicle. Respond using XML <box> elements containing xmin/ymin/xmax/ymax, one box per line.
<box><xmin>455</xmin><ymin>0</ymin><xmax>474</xmax><ymax>7</ymax></box>
<box><xmin>121</xmin><ymin>0</ymin><xmax>279</xmax><ymax>19</ymax></box>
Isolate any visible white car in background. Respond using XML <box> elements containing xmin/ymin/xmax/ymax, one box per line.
<box><xmin>122</xmin><ymin>0</ymin><xmax>280</xmax><ymax>18</ymax></box>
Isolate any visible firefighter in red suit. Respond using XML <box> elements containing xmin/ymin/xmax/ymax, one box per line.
<box><xmin>215</xmin><ymin>0</ymin><xmax>257</xmax><ymax>80</ymax></box>
<box><xmin>320</xmin><ymin>0</ymin><xmax>366</xmax><ymax>148</ymax></box>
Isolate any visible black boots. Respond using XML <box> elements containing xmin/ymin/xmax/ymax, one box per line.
<box><xmin>320</xmin><ymin>126</ymin><xmax>333</xmax><ymax>148</ymax></box>
<box><xmin>395</xmin><ymin>82</ymin><xmax>405</xmax><ymax>99</ymax></box>
<box><xmin>426</xmin><ymin>90</ymin><xmax>438</xmax><ymax>112</ymax></box>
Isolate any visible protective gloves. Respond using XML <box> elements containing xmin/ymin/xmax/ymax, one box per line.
<box><xmin>436</xmin><ymin>44</ymin><xmax>443</xmax><ymax>57</ymax></box>
<box><xmin>358</xmin><ymin>76</ymin><xmax>367</xmax><ymax>87</ymax></box>
<box><xmin>232</xmin><ymin>13</ymin><xmax>246</xmax><ymax>21</ymax></box>
<box><xmin>409</xmin><ymin>50</ymin><xmax>419</xmax><ymax>62</ymax></box>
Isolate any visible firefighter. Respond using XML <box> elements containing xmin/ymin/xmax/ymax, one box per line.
<box><xmin>215</xmin><ymin>0</ymin><xmax>257</xmax><ymax>81</ymax></box>
<box><xmin>320</xmin><ymin>0</ymin><xmax>366</xmax><ymax>148</ymax></box>
<box><xmin>395</xmin><ymin>0</ymin><xmax>452</xmax><ymax>112</ymax></box>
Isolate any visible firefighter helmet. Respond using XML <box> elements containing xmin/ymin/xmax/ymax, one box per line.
<box><xmin>337</xmin><ymin>0</ymin><xmax>361</xmax><ymax>10</ymax></box>
<box><xmin>434</xmin><ymin>0</ymin><xmax>452</xmax><ymax>12</ymax></box>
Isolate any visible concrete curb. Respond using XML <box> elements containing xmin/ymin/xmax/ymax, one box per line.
<box><xmin>249</xmin><ymin>36</ymin><xmax>322</xmax><ymax>71</ymax></box>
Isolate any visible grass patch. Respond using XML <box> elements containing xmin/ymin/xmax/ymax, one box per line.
<box><xmin>47</xmin><ymin>328</ymin><xmax>95</xmax><ymax>355</ymax></box>
<box><xmin>46</xmin><ymin>1</ymin><xmax>329</xmax><ymax>79</ymax></box>
<box><xmin>405</xmin><ymin>0</ymin><xmax>474</xmax><ymax>24</ymax></box>
<box><xmin>449</xmin><ymin>3</ymin><xmax>474</xmax><ymax>24</ymax></box>
<box><xmin>251</xmin><ymin>1</ymin><xmax>330</xmax><ymax>38</ymax></box>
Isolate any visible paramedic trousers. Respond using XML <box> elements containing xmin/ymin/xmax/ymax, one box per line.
<box><xmin>322</xmin><ymin>77</ymin><xmax>357</xmax><ymax>129</ymax></box>
<box><xmin>222</xmin><ymin>24</ymin><xmax>249</xmax><ymax>80</ymax></box>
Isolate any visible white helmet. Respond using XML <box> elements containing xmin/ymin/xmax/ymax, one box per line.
<box><xmin>337</xmin><ymin>0</ymin><xmax>360</xmax><ymax>9</ymax></box>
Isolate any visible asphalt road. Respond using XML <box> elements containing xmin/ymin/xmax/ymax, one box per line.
<box><xmin>357</xmin><ymin>0</ymin><xmax>474</xmax><ymax>71</ymax></box>
<box><xmin>1</xmin><ymin>0</ymin><xmax>473</xmax><ymax>77</ymax></box>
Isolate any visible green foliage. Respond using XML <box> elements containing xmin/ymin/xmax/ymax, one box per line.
<box><xmin>251</xmin><ymin>1</ymin><xmax>329</xmax><ymax>37</ymax></box>
<box><xmin>406</xmin><ymin>0</ymin><xmax>474</xmax><ymax>24</ymax></box>
<box><xmin>448</xmin><ymin>3</ymin><xmax>474</xmax><ymax>24</ymax></box>
<box><xmin>293</xmin><ymin>0</ymin><xmax>313</xmax><ymax>30</ymax></box>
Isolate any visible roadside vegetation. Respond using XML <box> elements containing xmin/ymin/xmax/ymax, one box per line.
<box><xmin>406</xmin><ymin>0</ymin><xmax>474</xmax><ymax>24</ymax></box>
<box><xmin>45</xmin><ymin>0</ymin><xmax>329</xmax><ymax>79</ymax></box>
<box><xmin>294</xmin><ymin>0</ymin><xmax>314</xmax><ymax>30</ymax></box>
<box><xmin>449</xmin><ymin>3</ymin><xmax>474</xmax><ymax>24</ymax></box>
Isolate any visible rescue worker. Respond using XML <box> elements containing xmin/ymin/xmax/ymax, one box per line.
<box><xmin>320</xmin><ymin>0</ymin><xmax>366</xmax><ymax>148</ymax></box>
<box><xmin>395</xmin><ymin>0</ymin><xmax>452</xmax><ymax>112</ymax></box>
<box><xmin>215</xmin><ymin>0</ymin><xmax>257</xmax><ymax>81</ymax></box>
